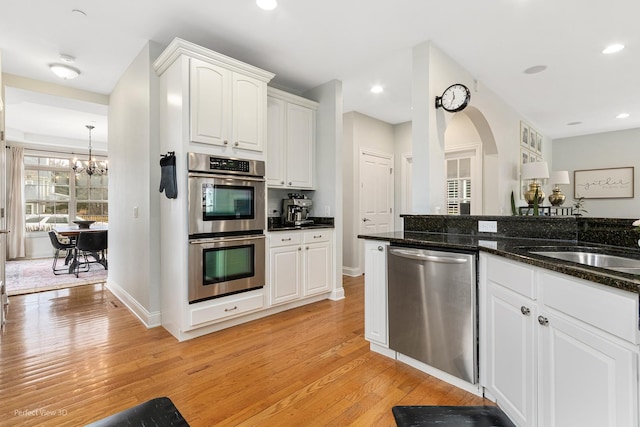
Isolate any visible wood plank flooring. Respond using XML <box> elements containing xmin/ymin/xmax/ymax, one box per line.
<box><xmin>0</xmin><ymin>275</ymin><xmax>490</xmax><ymax>426</ymax></box>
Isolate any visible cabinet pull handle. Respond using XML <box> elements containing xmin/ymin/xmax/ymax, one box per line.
<box><xmin>223</xmin><ymin>140</ymin><xmax>229</xmax><ymax>145</ymax></box>
<box><xmin>234</xmin><ymin>141</ymin><xmax>239</xmax><ymax>147</ymax></box>
<box><xmin>520</xmin><ymin>306</ymin><xmax>530</xmax><ymax>316</ymax></box>
<box><xmin>225</xmin><ymin>306</ymin><xmax>238</xmax><ymax>312</ymax></box>
<box><xmin>314</xmin><ymin>235</ymin><xmax>322</xmax><ymax>239</ymax></box>
<box><xmin>538</xmin><ymin>315</ymin><xmax>549</xmax><ymax>326</ymax></box>
<box><xmin>377</xmin><ymin>246</ymin><xmax>384</xmax><ymax>251</ymax></box>
<box><xmin>282</xmin><ymin>238</ymin><xmax>292</xmax><ymax>241</ymax></box>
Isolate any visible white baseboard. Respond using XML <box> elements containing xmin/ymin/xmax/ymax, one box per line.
<box><xmin>342</xmin><ymin>266</ymin><xmax>361</xmax><ymax>277</ymax></box>
<box><xmin>329</xmin><ymin>286</ymin><xmax>345</xmax><ymax>300</ymax></box>
<box><xmin>106</xmin><ymin>279</ymin><xmax>162</xmax><ymax>328</ymax></box>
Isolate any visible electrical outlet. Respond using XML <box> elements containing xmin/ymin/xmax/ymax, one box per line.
<box><xmin>478</xmin><ymin>220</ymin><xmax>497</xmax><ymax>233</ymax></box>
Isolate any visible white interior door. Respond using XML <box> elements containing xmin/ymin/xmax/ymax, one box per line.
<box><xmin>0</xmin><ymin>49</ymin><xmax>7</xmax><ymax>328</ymax></box>
<box><xmin>359</xmin><ymin>150</ymin><xmax>393</xmax><ymax>272</ymax></box>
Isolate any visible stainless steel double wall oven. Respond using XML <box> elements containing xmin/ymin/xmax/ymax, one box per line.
<box><xmin>187</xmin><ymin>153</ymin><xmax>266</xmax><ymax>303</ymax></box>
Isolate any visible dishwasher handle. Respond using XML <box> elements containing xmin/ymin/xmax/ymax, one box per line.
<box><xmin>389</xmin><ymin>248</ymin><xmax>469</xmax><ymax>264</ymax></box>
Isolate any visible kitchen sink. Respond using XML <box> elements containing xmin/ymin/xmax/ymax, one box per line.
<box><xmin>530</xmin><ymin>250</ymin><xmax>640</xmax><ymax>274</ymax></box>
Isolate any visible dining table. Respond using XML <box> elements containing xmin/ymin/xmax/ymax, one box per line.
<box><xmin>53</xmin><ymin>224</ymin><xmax>108</xmax><ymax>274</ymax></box>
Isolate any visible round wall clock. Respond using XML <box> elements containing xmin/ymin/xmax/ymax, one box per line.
<box><xmin>435</xmin><ymin>83</ymin><xmax>471</xmax><ymax>112</ymax></box>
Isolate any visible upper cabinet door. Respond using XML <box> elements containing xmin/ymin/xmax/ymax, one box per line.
<box><xmin>190</xmin><ymin>58</ymin><xmax>231</xmax><ymax>146</ymax></box>
<box><xmin>285</xmin><ymin>103</ymin><xmax>314</xmax><ymax>188</ymax></box>
<box><xmin>232</xmin><ymin>73</ymin><xmax>265</xmax><ymax>152</ymax></box>
<box><xmin>266</xmin><ymin>96</ymin><xmax>286</xmax><ymax>187</ymax></box>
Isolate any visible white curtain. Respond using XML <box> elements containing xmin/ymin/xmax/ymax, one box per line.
<box><xmin>7</xmin><ymin>147</ymin><xmax>25</xmax><ymax>259</ymax></box>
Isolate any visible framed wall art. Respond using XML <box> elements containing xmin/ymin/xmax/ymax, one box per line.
<box><xmin>520</xmin><ymin>122</ymin><xmax>530</xmax><ymax>148</ymax></box>
<box><xmin>574</xmin><ymin>167</ymin><xmax>634</xmax><ymax>199</ymax></box>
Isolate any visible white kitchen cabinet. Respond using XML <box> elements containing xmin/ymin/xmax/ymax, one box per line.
<box><xmin>364</xmin><ymin>240</ymin><xmax>389</xmax><ymax>347</ymax></box>
<box><xmin>266</xmin><ymin>87</ymin><xmax>317</xmax><ymax>188</ymax></box>
<box><xmin>480</xmin><ymin>253</ymin><xmax>639</xmax><ymax>427</ymax></box>
<box><xmin>269</xmin><ymin>229</ymin><xmax>333</xmax><ymax>306</ymax></box>
<box><xmin>190</xmin><ymin>57</ymin><xmax>267</xmax><ymax>152</ymax></box>
<box><xmin>482</xmin><ymin>255</ymin><xmax>537</xmax><ymax>427</ymax></box>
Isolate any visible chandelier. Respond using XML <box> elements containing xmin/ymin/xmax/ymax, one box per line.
<box><xmin>72</xmin><ymin>125</ymin><xmax>108</xmax><ymax>176</ymax></box>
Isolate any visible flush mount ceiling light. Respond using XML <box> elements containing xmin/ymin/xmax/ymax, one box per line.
<box><xmin>616</xmin><ymin>113</ymin><xmax>630</xmax><ymax>119</ymax></box>
<box><xmin>523</xmin><ymin>65</ymin><xmax>547</xmax><ymax>74</ymax></box>
<box><xmin>49</xmin><ymin>63</ymin><xmax>80</xmax><ymax>80</ymax></box>
<box><xmin>370</xmin><ymin>85</ymin><xmax>384</xmax><ymax>94</ymax></box>
<box><xmin>602</xmin><ymin>44</ymin><xmax>625</xmax><ymax>54</ymax></box>
<box><xmin>256</xmin><ymin>0</ymin><xmax>277</xmax><ymax>10</ymax></box>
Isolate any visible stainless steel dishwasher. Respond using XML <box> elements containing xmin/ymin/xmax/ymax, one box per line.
<box><xmin>387</xmin><ymin>245</ymin><xmax>477</xmax><ymax>384</ymax></box>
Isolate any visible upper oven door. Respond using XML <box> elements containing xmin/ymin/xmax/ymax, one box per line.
<box><xmin>188</xmin><ymin>172</ymin><xmax>266</xmax><ymax>236</ymax></box>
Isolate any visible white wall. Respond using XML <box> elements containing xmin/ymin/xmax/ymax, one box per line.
<box><xmin>552</xmin><ymin>128</ymin><xmax>640</xmax><ymax>218</ymax></box>
<box><xmin>342</xmin><ymin>111</ymin><xmax>395</xmax><ymax>275</ymax></box>
<box><xmin>108</xmin><ymin>41</ymin><xmax>162</xmax><ymax>322</ymax></box>
<box><xmin>412</xmin><ymin>41</ymin><xmax>551</xmax><ymax>215</ymax></box>
<box><xmin>303</xmin><ymin>80</ymin><xmax>345</xmax><ymax>299</ymax></box>
<box><xmin>393</xmin><ymin>121</ymin><xmax>412</xmax><ymax>230</ymax></box>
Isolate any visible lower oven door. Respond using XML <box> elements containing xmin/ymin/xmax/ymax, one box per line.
<box><xmin>188</xmin><ymin>234</ymin><xmax>266</xmax><ymax>304</ymax></box>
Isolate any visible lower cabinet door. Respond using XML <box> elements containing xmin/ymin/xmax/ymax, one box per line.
<box><xmin>538</xmin><ymin>312</ymin><xmax>638</xmax><ymax>427</ymax></box>
<box><xmin>270</xmin><ymin>246</ymin><xmax>301</xmax><ymax>305</ymax></box>
<box><xmin>303</xmin><ymin>243</ymin><xmax>331</xmax><ymax>296</ymax></box>
<box><xmin>484</xmin><ymin>282</ymin><xmax>537</xmax><ymax>427</ymax></box>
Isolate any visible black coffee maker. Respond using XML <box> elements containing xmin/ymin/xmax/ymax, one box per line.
<box><xmin>282</xmin><ymin>193</ymin><xmax>313</xmax><ymax>226</ymax></box>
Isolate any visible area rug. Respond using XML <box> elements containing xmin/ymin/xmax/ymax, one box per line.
<box><xmin>5</xmin><ymin>257</ymin><xmax>107</xmax><ymax>296</ymax></box>
<box><xmin>392</xmin><ymin>405</ymin><xmax>515</xmax><ymax>427</ymax></box>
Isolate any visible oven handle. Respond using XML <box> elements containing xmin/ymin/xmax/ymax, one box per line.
<box><xmin>189</xmin><ymin>235</ymin><xmax>265</xmax><ymax>245</ymax></box>
<box><xmin>188</xmin><ymin>172</ymin><xmax>265</xmax><ymax>182</ymax></box>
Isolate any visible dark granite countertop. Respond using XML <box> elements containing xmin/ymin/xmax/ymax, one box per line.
<box><xmin>358</xmin><ymin>230</ymin><xmax>640</xmax><ymax>294</ymax></box>
<box><xmin>269</xmin><ymin>223</ymin><xmax>334</xmax><ymax>232</ymax></box>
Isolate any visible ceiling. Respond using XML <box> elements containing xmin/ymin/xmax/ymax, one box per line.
<box><xmin>1</xmin><ymin>0</ymin><xmax>639</xmax><ymax>148</ymax></box>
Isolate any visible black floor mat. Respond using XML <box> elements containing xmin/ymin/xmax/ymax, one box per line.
<box><xmin>392</xmin><ymin>405</ymin><xmax>515</xmax><ymax>427</ymax></box>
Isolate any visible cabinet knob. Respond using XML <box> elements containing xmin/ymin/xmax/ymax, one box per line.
<box><xmin>520</xmin><ymin>306</ymin><xmax>530</xmax><ymax>316</ymax></box>
<box><xmin>281</xmin><ymin>181</ymin><xmax>285</xmax><ymax>185</ymax></box>
<box><xmin>223</xmin><ymin>140</ymin><xmax>229</xmax><ymax>145</ymax></box>
<box><xmin>234</xmin><ymin>141</ymin><xmax>239</xmax><ymax>147</ymax></box>
<box><xmin>377</xmin><ymin>246</ymin><xmax>384</xmax><ymax>251</ymax></box>
<box><xmin>306</xmin><ymin>246</ymin><xmax>309</xmax><ymax>250</ymax></box>
<box><xmin>538</xmin><ymin>315</ymin><xmax>549</xmax><ymax>326</ymax></box>
<box><xmin>288</xmin><ymin>182</ymin><xmax>292</xmax><ymax>186</ymax></box>
<box><xmin>298</xmin><ymin>247</ymin><xmax>301</xmax><ymax>251</ymax></box>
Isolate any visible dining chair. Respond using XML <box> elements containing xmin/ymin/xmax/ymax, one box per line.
<box><xmin>75</xmin><ymin>230</ymin><xmax>108</xmax><ymax>278</ymax></box>
<box><xmin>48</xmin><ymin>231</ymin><xmax>76</xmax><ymax>275</ymax></box>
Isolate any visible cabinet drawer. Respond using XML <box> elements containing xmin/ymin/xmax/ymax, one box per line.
<box><xmin>486</xmin><ymin>255</ymin><xmax>536</xmax><ymax>299</ymax></box>
<box><xmin>269</xmin><ymin>232</ymin><xmax>301</xmax><ymax>248</ymax></box>
<box><xmin>303</xmin><ymin>230</ymin><xmax>331</xmax><ymax>244</ymax></box>
<box><xmin>540</xmin><ymin>271</ymin><xmax>639</xmax><ymax>344</ymax></box>
<box><xmin>190</xmin><ymin>291</ymin><xmax>264</xmax><ymax>327</ymax></box>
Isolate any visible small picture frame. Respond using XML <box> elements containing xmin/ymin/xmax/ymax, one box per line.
<box><xmin>520</xmin><ymin>122</ymin><xmax>530</xmax><ymax>148</ymax></box>
<box><xmin>536</xmin><ymin>133</ymin><xmax>543</xmax><ymax>154</ymax></box>
<box><xmin>529</xmin><ymin>129</ymin><xmax>537</xmax><ymax>150</ymax></box>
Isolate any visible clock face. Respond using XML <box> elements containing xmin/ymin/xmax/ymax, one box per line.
<box><xmin>440</xmin><ymin>84</ymin><xmax>471</xmax><ymax>112</ymax></box>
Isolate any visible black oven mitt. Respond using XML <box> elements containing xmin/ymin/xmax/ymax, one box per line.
<box><xmin>159</xmin><ymin>153</ymin><xmax>178</xmax><ymax>199</ymax></box>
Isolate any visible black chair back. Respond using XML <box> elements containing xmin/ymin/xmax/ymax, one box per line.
<box><xmin>48</xmin><ymin>231</ymin><xmax>73</xmax><ymax>249</ymax></box>
<box><xmin>76</xmin><ymin>230</ymin><xmax>108</xmax><ymax>252</ymax></box>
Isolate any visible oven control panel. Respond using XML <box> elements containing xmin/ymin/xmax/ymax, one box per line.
<box><xmin>209</xmin><ymin>157</ymin><xmax>250</xmax><ymax>173</ymax></box>
<box><xmin>188</xmin><ymin>152</ymin><xmax>265</xmax><ymax>178</ymax></box>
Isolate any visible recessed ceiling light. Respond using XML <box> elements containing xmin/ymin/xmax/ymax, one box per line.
<box><xmin>371</xmin><ymin>85</ymin><xmax>384</xmax><ymax>94</ymax></box>
<box><xmin>616</xmin><ymin>113</ymin><xmax>630</xmax><ymax>119</ymax></box>
<box><xmin>524</xmin><ymin>65</ymin><xmax>547</xmax><ymax>74</ymax></box>
<box><xmin>49</xmin><ymin>64</ymin><xmax>80</xmax><ymax>80</ymax></box>
<box><xmin>256</xmin><ymin>0</ymin><xmax>277</xmax><ymax>10</ymax></box>
<box><xmin>567</xmin><ymin>121</ymin><xmax>583</xmax><ymax>126</ymax></box>
<box><xmin>602</xmin><ymin>44</ymin><xmax>624</xmax><ymax>54</ymax></box>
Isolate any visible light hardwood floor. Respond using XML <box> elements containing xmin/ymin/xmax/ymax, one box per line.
<box><xmin>0</xmin><ymin>275</ymin><xmax>490</xmax><ymax>426</ymax></box>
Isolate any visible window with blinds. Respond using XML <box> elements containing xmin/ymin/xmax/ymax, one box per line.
<box><xmin>446</xmin><ymin>157</ymin><xmax>472</xmax><ymax>215</ymax></box>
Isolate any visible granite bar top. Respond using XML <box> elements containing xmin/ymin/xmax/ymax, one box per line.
<box><xmin>358</xmin><ymin>230</ymin><xmax>640</xmax><ymax>294</ymax></box>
